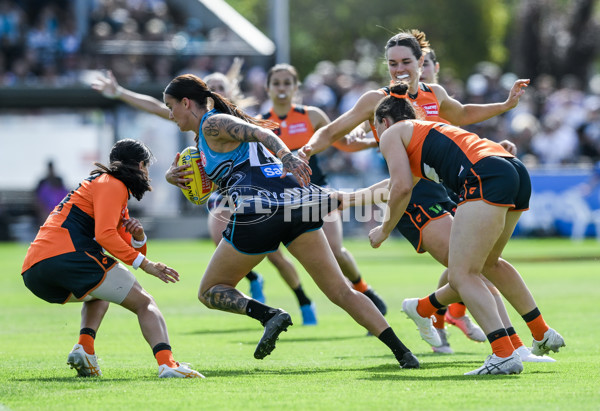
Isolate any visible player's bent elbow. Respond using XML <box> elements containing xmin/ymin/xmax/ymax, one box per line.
<box><xmin>389</xmin><ymin>182</ymin><xmax>412</xmax><ymax>200</ymax></box>
<box><xmin>197</xmin><ymin>289</ymin><xmax>209</xmax><ymax>307</ymax></box>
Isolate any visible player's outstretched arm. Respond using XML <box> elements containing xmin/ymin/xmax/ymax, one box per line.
<box><xmin>301</xmin><ymin>90</ymin><xmax>384</xmax><ymax>160</ymax></box>
<box><xmin>436</xmin><ymin>79</ymin><xmax>530</xmax><ymax>126</ymax></box>
<box><xmin>91</xmin><ymin>70</ymin><xmax>171</xmax><ymax>120</ymax></box>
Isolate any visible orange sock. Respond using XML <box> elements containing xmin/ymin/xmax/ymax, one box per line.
<box><xmin>155</xmin><ymin>349</ymin><xmax>178</xmax><ymax>368</ymax></box>
<box><xmin>433</xmin><ymin>312</ymin><xmax>445</xmax><ymax>329</ymax></box>
<box><xmin>526</xmin><ymin>315</ymin><xmax>549</xmax><ymax>341</ymax></box>
<box><xmin>416</xmin><ymin>296</ymin><xmax>437</xmax><ymax>318</ymax></box>
<box><xmin>490</xmin><ymin>335</ymin><xmax>515</xmax><ymax>358</ymax></box>
<box><xmin>351</xmin><ymin>278</ymin><xmax>369</xmax><ymax>293</ymax></box>
<box><xmin>78</xmin><ymin>334</ymin><xmax>95</xmax><ymax>355</ymax></box>
<box><xmin>448</xmin><ymin>303</ymin><xmax>466</xmax><ymax>318</ymax></box>
<box><xmin>509</xmin><ymin>333</ymin><xmax>525</xmax><ymax>349</ymax></box>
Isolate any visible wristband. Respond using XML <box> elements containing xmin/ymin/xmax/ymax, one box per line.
<box><xmin>132</xmin><ymin>253</ymin><xmax>145</xmax><ymax>269</ymax></box>
<box><xmin>131</xmin><ymin>233</ymin><xmax>147</xmax><ymax>248</ymax></box>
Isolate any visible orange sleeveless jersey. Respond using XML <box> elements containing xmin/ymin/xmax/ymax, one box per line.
<box><xmin>371</xmin><ymin>82</ymin><xmax>449</xmax><ymax>142</ymax></box>
<box><xmin>263</xmin><ymin>105</ymin><xmax>315</xmax><ymax>150</ymax></box>
<box><xmin>405</xmin><ymin>120</ymin><xmax>513</xmax><ymax>183</ymax></box>
<box><xmin>22</xmin><ymin>173</ymin><xmax>146</xmax><ymax>273</ymax></box>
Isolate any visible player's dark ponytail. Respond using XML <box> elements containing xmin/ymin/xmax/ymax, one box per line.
<box><xmin>165</xmin><ymin>74</ymin><xmax>278</xmax><ymax>130</ymax></box>
<box><xmin>91</xmin><ymin>139</ymin><xmax>153</xmax><ymax>200</ymax></box>
<box><xmin>375</xmin><ymin>82</ymin><xmax>417</xmax><ymax>123</ymax></box>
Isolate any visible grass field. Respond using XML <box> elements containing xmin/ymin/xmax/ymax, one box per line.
<box><xmin>1</xmin><ymin>237</ymin><xmax>599</xmax><ymax>410</ymax></box>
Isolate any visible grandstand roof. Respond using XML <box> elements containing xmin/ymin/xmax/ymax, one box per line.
<box><xmin>95</xmin><ymin>0</ymin><xmax>275</xmax><ymax>57</ymax></box>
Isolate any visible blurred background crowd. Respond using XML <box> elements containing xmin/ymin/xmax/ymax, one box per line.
<box><xmin>1</xmin><ymin>0</ymin><xmax>600</xmax><ymax>240</ymax></box>
<box><xmin>2</xmin><ymin>0</ymin><xmax>600</xmax><ymax>170</ymax></box>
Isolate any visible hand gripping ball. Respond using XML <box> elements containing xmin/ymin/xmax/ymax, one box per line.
<box><xmin>177</xmin><ymin>146</ymin><xmax>216</xmax><ymax>205</ymax></box>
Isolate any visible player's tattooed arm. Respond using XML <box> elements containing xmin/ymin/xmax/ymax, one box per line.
<box><xmin>204</xmin><ymin>114</ymin><xmax>312</xmax><ymax>186</ymax></box>
<box><xmin>202</xmin><ymin>285</ymin><xmax>248</xmax><ymax>314</ymax></box>
<box><xmin>204</xmin><ymin>114</ymin><xmax>286</xmax><ymax>151</ymax></box>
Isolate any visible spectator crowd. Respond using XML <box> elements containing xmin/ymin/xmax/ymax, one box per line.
<box><xmin>1</xmin><ymin>0</ymin><xmax>599</xmax><ymax>172</ymax></box>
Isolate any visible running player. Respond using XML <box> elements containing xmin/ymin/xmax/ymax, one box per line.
<box><xmin>161</xmin><ymin>73</ymin><xmax>419</xmax><ymax>368</ymax></box>
<box><xmin>21</xmin><ymin>139</ymin><xmax>204</xmax><ymax>378</ymax></box>
<box><xmin>258</xmin><ymin>64</ymin><xmax>387</xmax><ymax>315</ymax></box>
<box><xmin>301</xmin><ymin>29</ymin><xmax>554</xmax><ymax>362</ymax></box>
<box><xmin>91</xmin><ymin>65</ymin><xmax>318</xmax><ymax>325</ymax></box>
<box><xmin>338</xmin><ymin>81</ymin><xmax>565</xmax><ymax>375</ymax></box>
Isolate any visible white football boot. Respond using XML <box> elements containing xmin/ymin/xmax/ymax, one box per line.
<box><xmin>67</xmin><ymin>344</ymin><xmax>102</xmax><ymax>377</ymax></box>
<box><xmin>531</xmin><ymin>328</ymin><xmax>565</xmax><ymax>356</ymax></box>
<box><xmin>464</xmin><ymin>351</ymin><xmax>523</xmax><ymax>375</ymax></box>
<box><xmin>158</xmin><ymin>362</ymin><xmax>205</xmax><ymax>378</ymax></box>
<box><xmin>515</xmin><ymin>345</ymin><xmax>556</xmax><ymax>363</ymax></box>
<box><xmin>402</xmin><ymin>298</ymin><xmax>442</xmax><ymax>347</ymax></box>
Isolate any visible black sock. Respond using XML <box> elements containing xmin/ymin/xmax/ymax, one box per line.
<box><xmin>246</xmin><ymin>300</ymin><xmax>277</xmax><ymax>325</ymax></box>
<box><xmin>428</xmin><ymin>293</ymin><xmax>444</xmax><ymax>309</ymax></box>
<box><xmin>378</xmin><ymin>327</ymin><xmax>410</xmax><ymax>360</ymax></box>
<box><xmin>152</xmin><ymin>342</ymin><xmax>172</xmax><ymax>356</ymax></box>
<box><xmin>293</xmin><ymin>285</ymin><xmax>311</xmax><ymax>306</ymax></box>
<box><xmin>486</xmin><ymin>328</ymin><xmax>508</xmax><ymax>344</ymax></box>
<box><xmin>245</xmin><ymin>271</ymin><xmax>259</xmax><ymax>281</ymax></box>
<box><xmin>435</xmin><ymin>308</ymin><xmax>447</xmax><ymax>316</ymax></box>
<box><xmin>351</xmin><ymin>276</ymin><xmax>362</xmax><ymax>285</ymax></box>
<box><xmin>80</xmin><ymin>327</ymin><xmax>96</xmax><ymax>339</ymax></box>
<box><xmin>506</xmin><ymin>327</ymin><xmax>516</xmax><ymax>336</ymax></box>
<box><xmin>521</xmin><ymin>307</ymin><xmax>541</xmax><ymax>323</ymax></box>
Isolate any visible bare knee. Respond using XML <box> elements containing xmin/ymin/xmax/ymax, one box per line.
<box><xmin>128</xmin><ymin>291</ymin><xmax>157</xmax><ymax>314</ymax></box>
<box><xmin>447</xmin><ymin>275</ymin><xmax>460</xmax><ymax>292</ymax></box>
<box><xmin>331</xmin><ymin>246</ymin><xmax>348</xmax><ymax>262</ymax></box>
<box><xmin>326</xmin><ymin>284</ymin><xmax>353</xmax><ymax>306</ymax></box>
<box><xmin>447</xmin><ymin>270</ymin><xmax>476</xmax><ymax>292</ymax></box>
<box><xmin>482</xmin><ymin>258</ymin><xmax>502</xmax><ymax>275</ymax></box>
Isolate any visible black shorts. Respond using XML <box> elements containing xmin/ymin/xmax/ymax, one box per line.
<box><xmin>458</xmin><ymin>156</ymin><xmax>531</xmax><ymax>211</ymax></box>
<box><xmin>22</xmin><ymin>250</ymin><xmax>117</xmax><ymax>304</ymax></box>
<box><xmin>223</xmin><ymin>207</ymin><xmax>325</xmax><ymax>254</ymax></box>
<box><xmin>396</xmin><ymin>200</ymin><xmax>455</xmax><ymax>253</ymax></box>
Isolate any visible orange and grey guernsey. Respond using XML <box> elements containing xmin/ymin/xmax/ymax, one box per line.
<box><xmin>261</xmin><ymin>104</ymin><xmax>327</xmax><ymax>186</ymax></box>
<box><xmin>409</xmin><ymin>82</ymin><xmax>449</xmax><ymax>124</ymax></box>
<box><xmin>404</xmin><ymin>120</ymin><xmax>513</xmax><ymax>192</ymax></box>
<box><xmin>370</xmin><ymin>82</ymin><xmax>450</xmax><ymax>143</ymax></box>
<box><xmin>370</xmin><ymin>82</ymin><xmax>453</xmax><ymax>205</ymax></box>
<box><xmin>22</xmin><ymin>173</ymin><xmax>146</xmax><ymax>273</ymax></box>
<box><xmin>262</xmin><ymin>105</ymin><xmax>314</xmax><ymax>150</ymax></box>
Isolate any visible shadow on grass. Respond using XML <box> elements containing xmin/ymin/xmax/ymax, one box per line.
<box><xmin>331</xmin><ymin>351</ymin><xmax>484</xmax><ymax>360</ymax></box>
<box><xmin>186</xmin><ymin>327</ymin><xmax>368</xmax><ymax>344</ymax></box>
<box><xmin>12</xmin><ymin>364</ymin><xmax>558</xmax><ymax>382</ymax></box>
<box><xmin>185</xmin><ymin>327</ymin><xmax>260</xmax><ymax>335</ymax></box>
<box><xmin>12</xmin><ymin>376</ymin><xmax>139</xmax><ymax>382</ymax></box>
<box><xmin>276</xmin><ymin>334</ymin><xmax>366</xmax><ymax>343</ymax></box>
<box><xmin>197</xmin><ymin>362</ymin><xmax>557</xmax><ymax>379</ymax></box>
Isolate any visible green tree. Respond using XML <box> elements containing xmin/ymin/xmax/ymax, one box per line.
<box><xmin>511</xmin><ymin>0</ymin><xmax>599</xmax><ymax>83</ymax></box>
<box><xmin>227</xmin><ymin>0</ymin><xmax>512</xmax><ymax>80</ymax></box>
